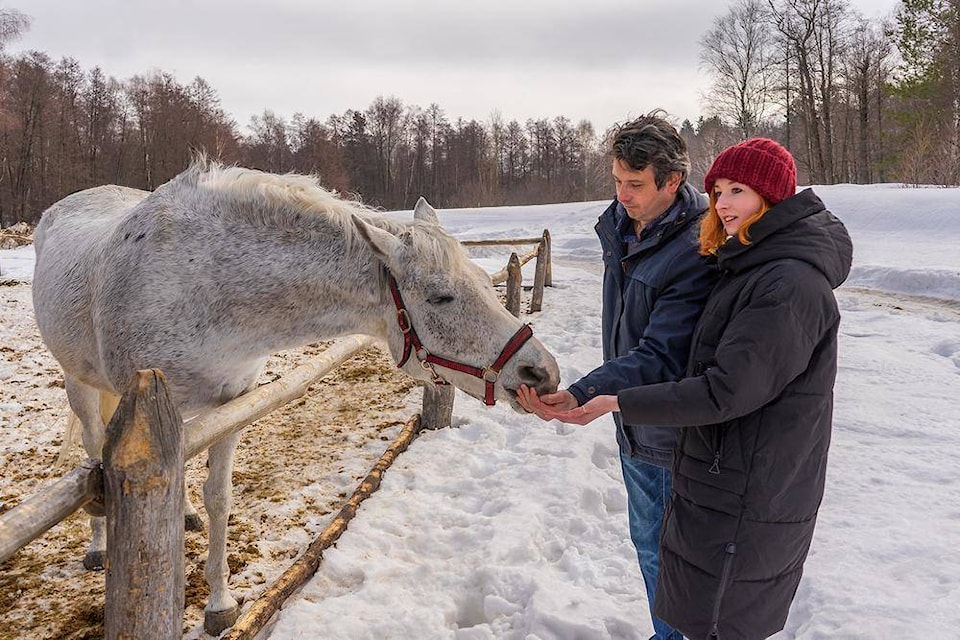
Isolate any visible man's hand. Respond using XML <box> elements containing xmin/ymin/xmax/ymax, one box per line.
<box><xmin>518</xmin><ymin>385</ymin><xmax>620</xmax><ymax>425</ymax></box>
<box><xmin>516</xmin><ymin>386</ymin><xmax>578</xmax><ymax>419</ymax></box>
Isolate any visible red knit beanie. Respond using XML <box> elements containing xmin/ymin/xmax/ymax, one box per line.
<box><xmin>703</xmin><ymin>138</ymin><xmax>797</xmax><ymax>205</ymax></box>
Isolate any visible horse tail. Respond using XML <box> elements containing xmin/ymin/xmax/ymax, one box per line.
<box><xmin>56</xmin><ymin>390</ymin><xmax>121</xmax><ymax>467</ymax></box>
<box><xmin>99</xmin><ymin>391</ymin><xmax>120</xmax><ymax>426</ymax></box>
<box><xmin>56</xmin><ymin>411</ymin><xmax>83</xmax><ymax>467</ymax></box>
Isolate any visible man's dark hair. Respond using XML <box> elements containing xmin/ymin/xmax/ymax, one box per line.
<box><xmin>610</xmin><ymin>110</ymin><xmax>690</xmax><ymax>189</ymax></box>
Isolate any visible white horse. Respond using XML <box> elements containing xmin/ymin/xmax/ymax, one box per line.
<box><xmin>31</xmin><ymin>160</ymin><xmax>560</xmax><ymax>633</ymax></box>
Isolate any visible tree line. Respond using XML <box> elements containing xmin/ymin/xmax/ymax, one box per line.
<box><xmin>1</xmin><ymin>1</ymin><xmax>957</xmax><ymax>227</ymax></box>
<box><xmin>697</xmin><ymin>0</ymin><xmax>960</xmax><ymax>188</ymax></box>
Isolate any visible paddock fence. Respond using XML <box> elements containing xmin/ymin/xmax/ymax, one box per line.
<box><xmin>0</xmin><ymin>227</ymin><xmax>553</xmax><ymax>638</ymax></box>
<box><xmin>461</xmin><ymin>228</ymin><xmax>552</xmax><ymax>317</ymax></box>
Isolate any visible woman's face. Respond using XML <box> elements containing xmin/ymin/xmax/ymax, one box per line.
<box><xmin>713</xmin><ymin>178</ymin><xmax>764</xmax><ymax>236</ymax></box>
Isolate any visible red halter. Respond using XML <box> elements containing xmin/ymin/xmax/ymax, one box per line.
<box><xmin>387</xmin><ymin>272</ymin><xmax>535</xmax><ymax>406</ymax></box>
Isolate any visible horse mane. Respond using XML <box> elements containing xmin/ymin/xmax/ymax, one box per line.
<box><xmin>168</xmin><ymin>157</ymin><xmax>467</xmax><ymax>271</ymax></box>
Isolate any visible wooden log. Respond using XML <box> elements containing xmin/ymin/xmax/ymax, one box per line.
<box><xmin>490</xmin><ymin>243</ymin><xmax>539</xmax><ymax>286</ymax></box>
<box><xmin>221</xmin><ymin>414</ymin><xmax>423</xmax><ymax>640</ymax></box>
<box><xmin>420</xmin><ymin>384</ymin><xmax>455</xmax><ymax>430</ymax></box>
<box><xmin>185</xmin><ymin>335</ymin><xmax>375</xmax><ymax>460</ymax></box>
<box><xmin>505</xmin><ymin>252</ymin><xmax>522</xmax><ymax>317</ymax></box>
<box><xmin>102</xmin><ymin>369</ymin><xmax>184</xmax><ymax>640</ymax></box>
<box><xmin>0</xmin><ymin>459</ymin><xmax>101</xmax><ymax>564</ymax></box>
<box><xmin>460</xmin><ymin>237</ymin><xmax>542</xmax><ymax>246</ymax></box>
<box><xmin>530</xmin><ymin>238</ymin><xmax>547</xmax><ymax>313</ymax></box>
<box><xmin>542</xmin><ymin>229</ymin><xmax>552</xmax><ymax>287</ymax></box>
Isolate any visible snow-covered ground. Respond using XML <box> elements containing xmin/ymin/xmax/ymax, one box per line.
<box><xmin>2</xmin><ymin>183</ymin><xmax>959</xmax><ymax>639</ymax></box>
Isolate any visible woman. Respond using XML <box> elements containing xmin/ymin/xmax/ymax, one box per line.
<box><xmin>520</xmin><ymin>138</ymin><xmax>853</xmax><ymax>639</ymax></box>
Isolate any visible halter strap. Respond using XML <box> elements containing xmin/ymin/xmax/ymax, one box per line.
<box><xmin>387</xmin><ymin>272</ymin><xmax>535</xmax><ymax>406</ymax></box>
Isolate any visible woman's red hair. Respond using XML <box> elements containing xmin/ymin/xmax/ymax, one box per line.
<box><xmin>698</xmin><ymin>193</ymin><xmax>771</xmax><ymax>256</ymax></box>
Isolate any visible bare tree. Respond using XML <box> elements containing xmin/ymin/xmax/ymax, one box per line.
<box><xmin>768</xmin><ymin>0</ymin><xmax>851</xmax><ymax>184</ymax></box>
<box><xmin>366</xmin><ymin>95</ymin><xmax>404</xmax><ymax>205</ymax></box>
<box><xmin>0</xmin><ymin>8</ymin><xmax>30</xmax><ymax>52</ymax></box>
<box><xmin>700</xmin><ymin>0</ymin><xmax>778</xmax><ymax>137</ymax></box>
<box><xmin>245</xmin><ymin>110</ymin><xmax>292</xmax><ymax>173</ymax></box>
<box><xmin>844</xmin><ymin>15</ymin><xmax>893</xmax><ymax>183</ymax></box>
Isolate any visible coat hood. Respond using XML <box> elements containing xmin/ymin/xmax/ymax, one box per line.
<box><xmin>717</xmin><ymin>188</ymin><xmax>853</xmax><ymax>288</ymax></box>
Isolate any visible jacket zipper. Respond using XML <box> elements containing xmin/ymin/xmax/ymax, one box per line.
<box><xmin>708</xmin><ymin>542</ymin><xmax>737</xmax><ymax>638</ymax></box>
<box><xmin>709</xmin><ymin>427</ymin><xmax>725</xmax><ymax>475</ymax></box>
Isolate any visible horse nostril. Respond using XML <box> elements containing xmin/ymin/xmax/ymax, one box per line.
<box><xmin>518</xmin><ymin>365</ymin><xmax>551</xmax><ymax>390</ymax></box>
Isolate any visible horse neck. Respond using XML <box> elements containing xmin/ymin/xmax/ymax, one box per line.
<box><xmin>199</xmin><ymin>225</ymin><xmax>392</xmax><ymax>356</ymax></box>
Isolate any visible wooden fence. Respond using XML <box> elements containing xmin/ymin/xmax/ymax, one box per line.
<box><xmin>0</xmin><ymin>228</ymin><xmax>552</xmax><ymax>638</ymax></box>
<box><xmin>462</xmin><ymin>228</ymin><xmax>552</xmax><ymax>317</ymax></box>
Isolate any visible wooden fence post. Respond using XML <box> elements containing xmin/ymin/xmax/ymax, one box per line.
<box><xmin>542</xmin><ymin>229</ymin><xmax>552</xmax><ymax>287</ymax></box>
<box><xmin>530</xmin><ymin>239</ymin><xmax>547</xmax><ymax>313</ymax></box>
<box><xmin>505</xmin><ymin>252</ymin><xmax>521</xmax><ymax>317</ymax></box>
<box><xmin>102</xmin><ymin>369</ymin><xmax>184</xmax><ymax>640</ymax></box>
<box><xmin>421</xmin><ymin>384</ymin><xmax>455</xmax><ymax>430</ymax></box>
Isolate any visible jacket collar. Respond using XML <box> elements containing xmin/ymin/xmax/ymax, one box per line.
<box><xmin>597</xmin><ymin>182</ymin><xmax>708</xmax><ymax>256</ymax></box>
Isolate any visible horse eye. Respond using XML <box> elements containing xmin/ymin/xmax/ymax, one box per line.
<box><xmin>428</xmin><ymin>294</ymin><xmax>454</xmax><ymax>305</ymax></box>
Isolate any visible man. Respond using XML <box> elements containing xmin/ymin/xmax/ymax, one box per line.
<box><xmin>519</xmin><ymin>111</ymin><xmax>717</xmax><ymax>640</ymax></box>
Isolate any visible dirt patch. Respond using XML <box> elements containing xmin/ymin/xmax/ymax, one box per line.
<box><xmin>0</xmin><ymin>283</ymin><xmax>421</xmax><ymax>639</ymax></box>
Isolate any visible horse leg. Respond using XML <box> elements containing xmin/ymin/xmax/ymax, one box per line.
<box><xmin>202</xmin><ymin>431</ymin><xmax>242</xmax><ymax>635</ymax></box>
<box><xmin>64</xmin><ymin>375</ymin><xmax>111</xmax><ymax>570</ymax></box>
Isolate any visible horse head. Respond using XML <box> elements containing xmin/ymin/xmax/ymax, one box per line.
<box><xmin>351</xmin><ymin>198</ymin><xmax>560</xmax><ymax>411</ymax></box>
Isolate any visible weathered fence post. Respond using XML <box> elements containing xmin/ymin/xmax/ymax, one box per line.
<box><xmin>421</xmin><ymin>384</ymin><xmax>455</xmax><ymax>430</ymax></box>
<box><xmin>505</xmin><ymin>252</ymin><xmax>522</xmax><ymax>317</ymax></box>
<box><xmin>530</xmin><ymin>238</ymin><xmax>547</xmax><ymax>313</ymax></box>
<box><xmin>102</xmin><ymin>369</ymin><xmax>184</xmax><ymax>640</ymax></box>
<box><xmin>542</xmin><ymin>229</ymin><xmax>552</xmax><ymax>287</ymax></box>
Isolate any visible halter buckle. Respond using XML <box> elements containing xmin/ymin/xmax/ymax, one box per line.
<box><xmin>482</xmin><ymin>368</ymin><xmax>499</xmax><ymax>384</ymax></box>
<box><xmin>397</xmin><ymin>308</ymin><xmax>412</xmax><ymax>333</ymax></box>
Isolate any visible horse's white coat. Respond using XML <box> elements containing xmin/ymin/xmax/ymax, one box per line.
<box><xmin>31</xmin><ymin>160</ymin><xmax>559</xmax><ymax>628</ymax></box>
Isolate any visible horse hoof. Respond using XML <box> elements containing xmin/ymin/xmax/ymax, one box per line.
<box><xmin>204</xmin><ymin>604</ymin><xmax>240</xmax><ymax>636</ymax></box>
<box><xmin>185</xmin><ymin>513</ymin><xmax>204</xmax><ymax>532</ymax></box>
<box><xmin>83</xmin><ymin>551</ymin><xmax>105</xmax><ymax>571</ymax></box>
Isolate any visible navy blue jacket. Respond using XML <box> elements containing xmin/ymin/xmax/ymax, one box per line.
<box><xmin>568</xmin><ymin>183</ymin><xmax>718</xmax><ymax>467</ymax></box>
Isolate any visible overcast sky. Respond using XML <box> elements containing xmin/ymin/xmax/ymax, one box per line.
<box><xmin>10</xmin><ymin>0</ymin><xmax>895</xmax><ymax>134</ymax></box>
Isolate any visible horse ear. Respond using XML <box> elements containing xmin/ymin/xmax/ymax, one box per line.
<box><xmin>351</xmin><ymin>214</ymin><xmax>402</xmax><ymax>266</ymax></box>
<box><xmin>413</xmin><ymin>197</ymin><xmax>441</xmax><ymax>225</ymax></box>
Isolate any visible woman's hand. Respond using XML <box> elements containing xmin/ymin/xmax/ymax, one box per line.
<box><xmin>518</xmin><ymin>385</ymin><xmax>619</xmax><ymax>425</ymax></box>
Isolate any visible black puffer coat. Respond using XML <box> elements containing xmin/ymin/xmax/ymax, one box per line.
<box><xmin>616</xmin><ymin>189</ymin><xmax>853</xmax><ymax>639</ymax></box>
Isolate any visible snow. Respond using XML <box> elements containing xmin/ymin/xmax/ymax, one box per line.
<box><xmin>3</xmin><ymin>183</ymin><xmax>959</xmax><ymax>638</ymax></box>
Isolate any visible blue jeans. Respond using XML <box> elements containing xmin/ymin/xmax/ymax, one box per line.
<box><xmin>621</xmin><ymin>454</ymin><xmax>683</xmax><ymax>640</ymax></box>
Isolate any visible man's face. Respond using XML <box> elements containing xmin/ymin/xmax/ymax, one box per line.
<box><xmin>612</xmin><ymin>159</ymin><xmax>681</xmax><ymax>228</ymax></box>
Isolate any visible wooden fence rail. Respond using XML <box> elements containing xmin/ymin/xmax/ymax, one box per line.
<box><xmin>0</xmin><ymin>460</ymin><xmax>101</xmax><ymax>563</ymax></box>
<box><xmin>185</xmin><ymin>335</ymin><xmax>376</xmax><ymax>459</ymax></box>
<box><xmin>460</xmin><ymin>236</ymin><xmax>543</xmax><ymax>247</ymax></box>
